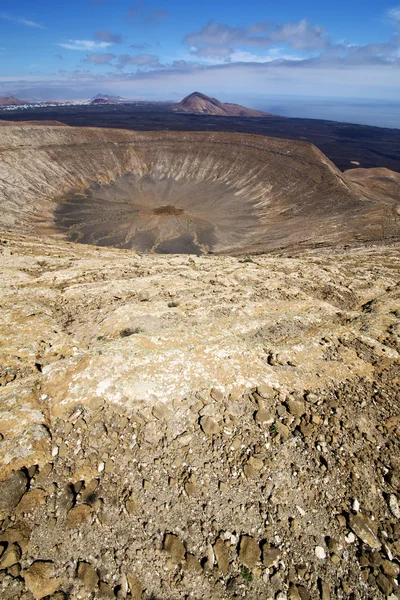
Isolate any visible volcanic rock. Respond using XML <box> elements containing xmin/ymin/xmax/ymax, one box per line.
<box><xmin>24</xmin><ymin>561</ymin><xmax>61</xmax><ymax>599</ymax></box>
<box><xmin>348</xmin><ymin>514</ymin><xmax>381</xmax><ymax>549</ymax></box>
<box><xmin>174</xmin><ymin>92</ymin><xmax>270</xmax><ymax>117</ymax></box>
<box><xmin>164</xmin><ymin>533</ymin><xmax>186</xmax><ymax>563</ymax></box>
<box><xmin>0</xmin><ymin>470</ymin><xmax>29</xmax><ymax>518</ymax></box>
<box><xmin>239</xmin><ymin>535</ymin><xmax>260</xmax><ymax>568</ymax></box>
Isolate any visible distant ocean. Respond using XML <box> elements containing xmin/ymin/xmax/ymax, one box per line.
<box><xmin>252</xmin><ymin>97</ymin><xmax>400</xmax><ymax>129</ymax></box>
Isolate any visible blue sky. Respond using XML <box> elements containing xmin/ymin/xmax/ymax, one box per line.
<box><xmin>0</xmin><ymin>0</ymin><xmax>400</xmax><ymax>105</ymax></box>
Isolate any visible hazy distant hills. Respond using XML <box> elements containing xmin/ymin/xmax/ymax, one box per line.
<box><xmin>90</xmin><ymin>94</ymin><xmax>127</xmax><ymax>105</ymax></box>
<box><xmin>174</xmin><ymin>92</ymin><xmax>271</xmax><ymax>117</ymax></box>
<box><xmin>0</xmin><ymin>91</ymin><xmax>271</xmax><ymax>116</ymax></box>
<box><xmin>0</xmin><ymin>94</ymin><xmax>127</xmax><ymax>107</ymax></box>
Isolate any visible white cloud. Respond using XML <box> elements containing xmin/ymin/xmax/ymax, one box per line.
<box><xmin>0</xmin><ymin>14</ymin><xmax>45</xmax><ymax>29</ymax></box>
<box><xmin>184</xmin><ymin>19</ymin><xmax>330</xmax><ymax>52</ymax></box>
<box><xmin>58</xmin><ymin>40</ymin><xmax>112</xmax><ymax>51</ymax></box>
<box><xmin>228</xmin><ymin>49</ymin><xmax>302</xmax><ymax>63</ymax></box>
<box><xmin>387</xmin><ymin>6</ymin><xmax>400</xmax><ymax>25</ymax></box>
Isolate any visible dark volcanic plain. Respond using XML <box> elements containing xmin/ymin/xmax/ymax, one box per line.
<box><xmin>1</xmin><ymin>102</ymin><xmax>399</xmax><ymax>173</ymax></box>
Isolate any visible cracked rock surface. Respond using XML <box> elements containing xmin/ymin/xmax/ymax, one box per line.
<box><xmin>0</xmin><ymin>233</ymin><xmax>399</xmax><ymax>598</ymax></box>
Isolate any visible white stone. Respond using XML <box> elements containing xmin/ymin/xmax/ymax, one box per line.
<box><xmin>315</xmin><ymin>546</ymin><xmax>326</xmax><ymax>559</ymax></box>
<box><xmin>389</xmin><ymin>494</ymin><xmax>400</xmax><ymax>519</ymax></box>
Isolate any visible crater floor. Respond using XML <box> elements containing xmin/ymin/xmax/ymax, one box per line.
<box><xmin>54</xmin><ymin>174</ymin><xmax>239</xmax><ymax>254</ymax></box>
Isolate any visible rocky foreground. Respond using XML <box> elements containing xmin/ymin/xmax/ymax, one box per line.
<box><xmin>0</xmin><ymin>234</ymin><xmax>399</xmax><ymax>599</ymax></box>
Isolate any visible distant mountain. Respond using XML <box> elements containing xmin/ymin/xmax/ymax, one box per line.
<box><xmin>0</xmin><ymin>96</ymin><xmax>28</xmax><ymax>106</ymax></box>
<box><xmin>90</xmin><ymin>94</ymin><xmax>125</xmax><ymax>105</ymax></box>
<box><xmin>174</xmin><ymin>92</ymin><xmax>271</xmax><ymax>117</ymax></box>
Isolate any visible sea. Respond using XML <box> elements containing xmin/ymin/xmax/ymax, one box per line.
<box><xmin>253</xmin><ymin>96</ymin><xmax>400</xmax><ymax>129</ymax></box>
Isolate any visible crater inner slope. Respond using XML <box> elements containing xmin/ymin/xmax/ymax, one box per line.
<box><xmin>0</xmin><ymin>124</ymin><xmax>399</xmax><ymax>253</ymax></box>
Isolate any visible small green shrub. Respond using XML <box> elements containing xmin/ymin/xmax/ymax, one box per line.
<box><xmin>269</xmin><ymin>423</ymin><xmax>278</xmax><ymax>437</ymax></box>
<box><xmin>119</xmin><ymin>327</ymin><xmax>143</xmax><ymax>337</ymax></box>
<box><xmin>168</xmin><ymin>301</ymin><xmax>180</xmax><ymax>308</ymax></box>
<box><xmin>240</xmin><ymin>566</ymin><xmax>253</xmax><ymax>582</ymax></box>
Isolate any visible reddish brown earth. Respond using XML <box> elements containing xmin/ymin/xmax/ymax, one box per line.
<box><xmin>0</xmin><ymin>96</ymin><xmax>27</xmax><ymax>106</ymax></box>
<box><xmin>174</xmin><ymin>92</ymin><xmax>271</xmax><ymax>117</ymax></box>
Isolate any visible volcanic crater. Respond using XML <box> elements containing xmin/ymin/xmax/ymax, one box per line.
<box><xmin>1</xmin><ymin>124</ymin><xmax>399</xmax><ymax>254</ymax></box>
<box><xmin>1</xmin><ymin>121</ymin><xmax>400</xmax><ymax>600</ymax></box>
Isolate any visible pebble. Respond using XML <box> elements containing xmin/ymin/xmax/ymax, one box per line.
<box><xmin>164</xmin><ymin>533</ymin><xmax>186</xmax><ymax>563</ymax></box>
<box><xmin>257</xmin><ymin>384</ymin><xmax>274</xmax><ymax>399</ymax></box>
<box><xmin>389</xmin><ymin>494</ymin><xmax>400</xmax><ymax>519</ymax></box>
<box><xmin>286</xmin><ymin>398</ymin><xmax>305</xmax><ymax>417</ymax></box>
<box><xmin>276</xmin><ymin>422</ymin><xmax>290</xmax><ymax>440</ymax></box>
<box><xmin>77</xmin><ymin>561</ymin><xmax>99</xmax><ymax>591</ymax></box>
<box><xmin>381</xmin><ymin>559</ymin><xmax>400</xmax><ymax>577</ymax></box>
<box><xmin>24</xmin><ymin>560</ymin><xmax>61</xmax><ymax>599</ymax></box>
<box><xmin>127</xmin><ymin>573</ymin><xmax>142</xmax><ymax>599</ymax></box>
<box><xmin>184</xmin><ymin>479</ymin><xmax>199</xmax><ymax>497</ymax></box>
<box><xmin>297</xmin><ymin>585</ymin><xmax>311</xmax><ymax>600</ymax></box>
<box><xmin>239</xmin><ymin>535</ymin><xmax>260</xmax><ymax>568</ymax></box>
<box><xmin>348</xmin><ymin>514</ymin><xmax>381</xmax><ymax>549</ymax></box>
<box><xmin>199</xmin><ymin>415</ymin><xmax>220</xmax><ymax>436</ymax></box>
<box><xmin>210</xmin><ymin>387</ymin><xmax>224</xmax><ymax>401</ymax></box>
<box><xmin>288</xmin><ymin>586</ymin><xmax>301</xmax><ymax>599</ymax></box>
<box><xmin>99</xmin><ymin>581</ymin><xmax>115</xmax><ymax>598</ymax></box>
<box><xmin>137</xmin><ymin>290</ymin><xmax>150</xmax><ymax>302</ymax></box>
<box><xmin>0</xmin><ymin>543</ymin><xmax>21</xmax><ymax>568</ymax></box>
<box><xmin>66</xmin><ymin>504</ymin><xmax>93</xmax><ymax>527</ymax></box>
<box><xmin>263</xmin><ymin>548</ymin><xmax>280</xmax><ymax>568</ymax></box>
<box><xmin>319</xmin><ymin>580</ymin><xmax>331</xmax><ymax>600</ymax></box>
<box><xmin>0</xmin><ymin>470</ymin><xmax>29</xmax><ymax>519</ymax></box>
<box><xmin>56</xmin><ymin>484</ymin><xmax>74</xmax><ymax>517</ymax></box>
<box><xmin>255</xmin><ymin>410</ymin><xmax>274</xmax><ymax>425</ymax></box>
<box><xmin>315</xmin><ymin>546</ymin><xmax>326</xmax><ymax>559</ymax></box>
<box><xmin>376</xmin><ymin>572</ymin><xmax>393</xmax><ymax>596</ymax></box>
<box><xmin>213</xmin><ymin>538</ymin><xmax>230</xmax><ymax>574</ymax></box>
<box><xmin>184</xmin><ymin>553</ymin><xmax>203</xmax><ymax>574</ymax></box>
